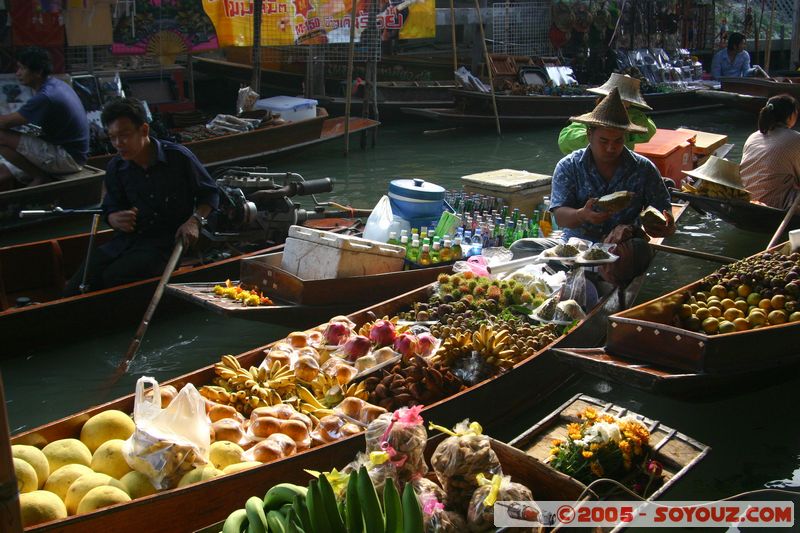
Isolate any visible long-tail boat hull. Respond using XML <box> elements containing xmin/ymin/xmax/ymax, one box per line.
<box><xmin>671</xmin><ymin>190</ymin><xmax>800</xmax><ymax>233</ymax></box>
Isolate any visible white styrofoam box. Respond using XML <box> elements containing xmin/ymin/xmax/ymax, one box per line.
<box><xmin>253</xmin><ymin>96</ymin><xmax>318</xmax><ymax>122</ymax></box>
<box><xmin>280</xmin><ymin>225</ymin><xmax>406</xmax><ymax>280</ymax></box>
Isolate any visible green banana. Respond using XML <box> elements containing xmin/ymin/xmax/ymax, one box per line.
<box><xmin>401</xmin><ymin>483</ymin><xmax>424</xmax><ymax>533</ymax></box>
<box><xmin>266</xmin><ymin>510</ymin><xmax>288</xmax><ymax>533</ymax></box>
<box><xmin>357</xmin><ymin>466</ymin><xmax>385</xmax><ymax>533</ymax></box>
<box><xmin>264</xmin><ymin>483</ymin><xmax>308</xmax><ymax>511</ymax></box>
<box><xmin>317</xmin><ymin>473</ymin><xmax>347</xmax><ymax>533</ymax></box>
<box><xmin>245</xmin><ymin>496</ymin><xmax>269</xmax><ymax>533</ymax></box>
<box><xmin>306</xmin><ymin>480</ymin><xmax>332</xmax><ymax>533</ymax></box>
<box><xmin>221</xmin><ymin>508</ymin><xmax>248</xmax><ymax>533</ymax></box>
<box><xmin>382</xmin><ymin>480</ymin><xmax>403</xmax><ymax>533</ymax></box>
<box><xmin>345</xmin><ymin>471</ymin><xmax>363</xmax><ymax>533</ymax></box>
<box><xmin>293</xmin><ymin>494</ymin><xmax>313</xmax><ymax>533</ymax></box>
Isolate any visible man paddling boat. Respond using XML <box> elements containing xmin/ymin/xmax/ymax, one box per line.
<box><xmin>64</xmin><ymin>98</ymin><xmax>218</xmax><ymax>295</ymax></box>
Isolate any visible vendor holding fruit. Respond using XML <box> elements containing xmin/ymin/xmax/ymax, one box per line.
<box><xmin>739</xmin><ymin>94</ymin><xmax>800</xmax><ymax>209</ymax></box>
<box><xmin>64</xmin><ymin>98</ymin><xmax>218</xmax><ymax>295</ymax></box>
<box><xmin>557</xmin><ymin>73</ymin><xmax>657</xmax><ymax>155</ymax></box>
<box><xmin>550</xmin><ymin>88</ymin><xmax>676</xmax><ymax>243</ymax></box>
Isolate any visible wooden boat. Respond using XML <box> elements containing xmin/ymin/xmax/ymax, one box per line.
<box><xmin>403</xmin><ymin>87</ymin><xmax>722</xmax><ymax>127</ymax></box>
<box><xmin>87</xmin><ymin>109</ymin><xmax>380</xmax><ymax>170</ymax></box>
<box><xmin>9</xmin><ymin>207</ymin><xmax>686</xmax><ymax>531</ymax></box>
<box><xmin>0</xmin><ymin>166</ymin><xmax>105</xmax><ymax>233</ymax></box>
<box><xmin>509</xmin><ymin>393</ymin><xmax>709</xmax><ymax>532</ymax></box>
<box><xmin>710</xmin><ymin>76</ymin><xmax>800</xmax><ymax>113</ymax></box>
<box><xmin>10</xmin><ymin>263</ymin><xmax>645</xmax><ymax>532</ymax></box>
<box><xmin>313</xmin><ymin>81</ymin><xmax>457</xmax><ymax>120</ymax></box>
<box><xmin>165</xmin><ymin>251</ymin><xmax>453</xmax><ymax>324</ymax></box>
<box><xmin>552</xmin><ymin>243</ymin><xmax>800</xmax><ymax>397</ymax></box>
<box><xmin>671</xmin><ymin>189</ymin><xmax>800</xmax><ymax>234</ymax></box>
<box><xmin>0</xmin><ymin>219</ymin><xmax>359</xmax><ymax>356</ymax></box>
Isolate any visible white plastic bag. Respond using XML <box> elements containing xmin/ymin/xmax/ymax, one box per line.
<box><xmin>363</xmin><ymin>195</ymin><xmax>394</xmax><ymax>243</ymax></box>
<box><xmin>123</xmin><ymin>377</ymin><xmax>211</xmax><ymax>489</ymax></box>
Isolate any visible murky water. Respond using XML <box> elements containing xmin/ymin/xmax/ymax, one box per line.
<box><xmin>3</xmin><ymin>107</ymin><xmax>798</xmax><ymax>516</ymax></box>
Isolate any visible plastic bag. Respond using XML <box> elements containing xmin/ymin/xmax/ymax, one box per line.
<box><xmin>365</xmin><ymin>406</ymin><xmax>428</xmax><ymax>484</ymax></box>
<box><xmin>467</xmin><ymin>474</ymin><xmax>534</xmax><ymax>532</ymax></box>
<box><xmin>422</xmin><ymin>496</ymin><xmax>467</xmax><ymax>533</ymax></box>
<box><xmin>236</xmin><ymin>86</ymin><xmax>259</xmax><ymax>114</ymax></box>
<box><xmin>363</xmin><ymin>195</ymin><xmax>394</xmax><ymax>243</ymax></box>
<box><xmin>123</xmin><ymin>377</ymin><xmax>211</xmax><ymax>489</ymax></box>
<box><xmin>560</xmin><ymin>267</ymin><xmax>597</xmax><ymax>311</ymax></box>
<box><xmin>452</xmin><ymin>256</ymin><xmax>490</xmax><ymax>278</ymax></box>
<box><xmin>429</xmin><ymin>420</ymin><xmax>501</xmax><ymax>514</ymax></box>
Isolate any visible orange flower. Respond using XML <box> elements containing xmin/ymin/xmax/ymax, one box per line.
<box><xmin>582</xmin><ymin>450</ymin><xmax>594</xmax><ymax>459</ymax></box>
<box><xmin>551</xmin><ymin>439</ymin><xmax>563</xmax><ymax>447</ymax></box>
<box><xmin>590</xmin><ymin>461</ymin><xmax>604</xmax><ymax>477</ymax></box>
<box><xmin>583</xmin><ymin>407</ymin><xmax>597</xmax><ymax>420</ymax></box>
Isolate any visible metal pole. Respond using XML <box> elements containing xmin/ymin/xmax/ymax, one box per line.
<box><xmin>449</xmin><ymin>0</ymin><xmax>458</xmax><ymax>81</ymax></box>
<box><xmin>343</xmin><ymin>0</ymin><xmax>360</xmax><ymax>155</ymax></box>
<box><xmin>473</xmin><ymin>0</ymin><xmax>501</xmax><ymax>136</ymax></box>
<box><xmin>79</xmin><ymin>214</ymin><xmax>102</xmax><ymax>294</ymax></box>
<box><xmin>251</xmin><ymin>0</ymin><xmax>264</xmax><ymax>94</ymax></box>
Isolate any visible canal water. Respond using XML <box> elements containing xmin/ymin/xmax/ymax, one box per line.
<box><xmin>2</xmin><ymin>107</ymin><xmax>798</xmax><ymax>523</ymax></box>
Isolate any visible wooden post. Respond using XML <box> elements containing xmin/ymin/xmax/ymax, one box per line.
<box><xmin>343</xmin><ymin>0</ymin><xmax>360</xmax><ymax>155</ymax></box>
<box><xmin>449</xmin><ymin>0</ymin><xmax>458</xmax><ymax>82</ymax></box>
<box><xmin>0</xmin><ymin>373</ymin><xmax>23</xmax><ymax>533</ymax></box>
<box><xmin>764</xmin><ymin>0</ymin><xmax>777</xmax><ymax>73</ymax></box>
<box><xmin>473</xmin><ymin>0</ymin><xmax>501</xmax><ymax>136</ymax></box>
<box><xmin>251</xmin><ymin>0</ymin><xmax>264</xmax><ymax>94</ymax></box>
<box><xmin>186</xmin><ymin>53</ymin><xmax>195</xmax><ymax>104</ymax></box>
<box><xmin>791</xmin><ymin>0</ymin><xmax>800</xmax><ymax>71</ymax></box>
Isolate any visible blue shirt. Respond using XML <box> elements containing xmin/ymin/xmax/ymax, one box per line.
<box><xmin>550</xmin><ymin>147</ymin><xmax>671</xmax><ymax>242</ymax></box>
<box><xmin>710</xmin><ymin>48</ymin><xmax>754</xmax><ymax>79</ymax></box>
<box><xmin>18</xmin><ymin>77</ymin><xmax>89</xmax><ymax>164</ymax></box>
<box><xmin>101</xmin><ymin>138</ymin><xmax>219</xmax><ymax>257</ymax></box>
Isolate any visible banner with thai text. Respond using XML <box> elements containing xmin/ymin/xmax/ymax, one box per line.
<box><xmin>202</xmin><ymin>0</ymin><xmax>435</xmax><ymax>46</ymax></box>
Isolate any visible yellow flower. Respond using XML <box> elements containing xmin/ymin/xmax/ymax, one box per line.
<box><xmin>600</xmin><ymin>414</ymin><xmax>616</xmax><ymax>423</ymax></box>
<box><xmin>619</xmin><ymin>440</ymin><xmax>631</xmax><ymax>453</ymax></box>
<box><xmin>583</xmin><ymin>407</ymin><xmax>597</xmax><ymax>420</ymax></box>
<box><xmin>550</xmin><ymin>447</ymin><xmax>560</xmax><ymax>455</ymax></box>
<box><xmin>590</xmin><ymin>461</ymin><xmax>604</xmax><ymax>477</ymax></box>
<box><xmin>582</xmin><ymin>450</ymin><xmax>594</xmax><ymax>459</ymax></box>
<box><xmin>589</xmin><ymin>443</ymin><xmax>600</xmax><ymax>451</ymax></box>
<box><xmin>551</xmin><ymin>439</ymin><xmax>563</xmax><ymax>447</ymax></box>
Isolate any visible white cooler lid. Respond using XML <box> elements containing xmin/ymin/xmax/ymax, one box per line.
<box><xmin>461</xmin><ymin>169</ymin><xmax>551</xmax><ymax>193</ymax></box>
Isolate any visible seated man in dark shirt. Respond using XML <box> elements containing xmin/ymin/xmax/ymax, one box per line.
<box><xmin>0</xmin><ymin>47</ymin><xmax>89</xmax><ymax>189</ymax></box>
<box><xmin>64</xmin><ymin>98</ymin><xmax>219</xmax><ymax>295</ymax></box>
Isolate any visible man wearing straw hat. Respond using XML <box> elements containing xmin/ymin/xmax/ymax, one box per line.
<box><xmin>550</xmin><ymin>87</ymin><xmax>675</xmax><ymax>245</ymax></box>
<box><xmin>558</xmin><ymin>73</ymin><xmax>656</xmax><ymax>155</ymax></box>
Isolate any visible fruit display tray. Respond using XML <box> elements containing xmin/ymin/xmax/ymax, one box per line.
<box><xmin>606</xmin><ymin>245</ymin><xmax>800</xmax><ymax>374</ymax></box>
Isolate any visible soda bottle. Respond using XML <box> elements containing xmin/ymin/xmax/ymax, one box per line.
<box><xmin>420</xmin><ymin>226</ymin><xmax>428</xmax><ymax>240</ymax></box>
<box><xmin>431</xmin><ymin>241</ymin><xmax>441</xmax><ymax>263</ymax></box>
<box><xmin>407</xmin><ymin>239</ymin><xmax>421</xmax><ymax>263</ymax></box>
<box><xmin>440</xmin><ymin>239</ymin><xmax>454</xmax><ymax>262</ymax></box>
<box><xmin>540</xmin><ymin>210</ymin><xmax>553</xmax><ymax>237</ymax></box>
<box><xmin>387</xmin><ymin>231</ymin><xmax>399</xmax><ymax>246</ymax></box>
<box><xmin>452</xmin><ymin>237</ymin><xmax>464</xmax><ymax>260</ymax></box>
<box><xmin>419</xmin><ymin>244</ymin><xmax>432</xmax><ymax>266</ymax></box>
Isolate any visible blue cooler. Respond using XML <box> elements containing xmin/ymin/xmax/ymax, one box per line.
<box><xmin>388</xmin><ymin>178</ymin><xmax>446</xmax><ymax>229</ymax></box>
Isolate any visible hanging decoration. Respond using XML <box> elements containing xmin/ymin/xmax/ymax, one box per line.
<box><xmin>112</xmin><ymin>0</ymin><xmax>218</xmax><ymax>65</ymax></box>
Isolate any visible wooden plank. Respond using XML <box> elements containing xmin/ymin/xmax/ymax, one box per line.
<box><xmin>675</xmin><ymin>128</ymin><xmax>728</xmax><ymax>156</ymax></box>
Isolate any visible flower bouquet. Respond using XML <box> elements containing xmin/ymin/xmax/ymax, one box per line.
<box><xmin>547</xmin><ymin>407</ymin><xmax>664</xmax><ymax>495</ymax></box>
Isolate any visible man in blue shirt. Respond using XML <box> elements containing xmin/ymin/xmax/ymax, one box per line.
<box><xmin>64</xmin><ymin>98</ymin><xmax>218</xmax><ymax>295</ymax></box>
<box><xmin>711</xmin><ymin>32</ymin><xmax>765</xmax><ymax>79</ymax></box>
<box><xmin>550</xmin><ymin>88</ymin><xmax>675</xmax><ymax>243</ymax></box>
<box><xmin>0</xmin><ymin>47</ymin><xmax>89</xmax><ymax>190</ymax></box>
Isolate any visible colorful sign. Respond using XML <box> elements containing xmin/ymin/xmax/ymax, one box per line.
<box><xmin>112</xmin><ymin>1</ymin><xmax>219</xmax><ymax>59</ymax></box>
<box><xmin>202</xmin><ymin>0</ymin><xmax>435</xmax><ymax>46</ymax></box>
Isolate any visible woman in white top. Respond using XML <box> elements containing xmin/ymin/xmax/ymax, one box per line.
<box><xmin>740</xmin><ymin>94</ymin><xmax>800</xmax><ymax>209</ymax></box>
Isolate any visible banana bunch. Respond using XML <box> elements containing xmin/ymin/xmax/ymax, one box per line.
<box><xmin>689</xmin><ymin>180</ymin><xmax>751</xmax><ymax>201</ymax></box>
<box><xmin>432</xmin><ymin>331</ymin><xmax>473</xmax><ymax>367</ymax></box>
<box><xmin>220</xmin><ymin>482</ymin><xmax>307</xmax><ymax>533</ymax></box>
<box><xmin>296</xmin><ymin>385</ymin><xmax>337</xmax><ymax>419</ymax></box>
<box><xmin>310</xmin><ymin>374</ymin><xmax>369</xmax><ymax>408</ymax></box>
<box><xmin>472</xmin><ymin>324</ymin><xmax>517</xmax><ymax>369</ymax></box>
<box><xmin>201</xmin><ymin>356</ymin><xmax>294</xmax><ymax>416</ymax></box>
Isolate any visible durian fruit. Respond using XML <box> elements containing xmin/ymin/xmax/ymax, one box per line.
<box><xmin>146</xmin><ymin>30</ymin><xmax>188</xmax><ymax>66</ymax></box>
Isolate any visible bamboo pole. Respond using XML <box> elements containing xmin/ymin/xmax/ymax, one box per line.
<box><xmin>449</xmin><ymin>0</ymin><xmax>458</xmax><ymax>82</ymax></box>
<box><xmin>764</xmin><ymin>0</ymin><xmax>777</xmax><ymax>73</ymax></box>
<box><xmin>767</xmin><ymin>194</ymin><xmax>800</xmax><ymax>249</ymax></box>
<box><xmin>251</xmin><ymin>0</ymin><xmax>263</xmax><ymax>93</ymax></box>
<box><xmin>343</xmin><ymin>0</ymin><xmax>360</xmax><ymax>155</ymax></box>
<box><xmin>0</xmin><ymin>373</ymin><xmax>22</xmax><ymax>533</ymax></box>
<box><xmin>473</xmin><ymin>0</ymin><xmax>501</xmax><ymax>136</ymax></box>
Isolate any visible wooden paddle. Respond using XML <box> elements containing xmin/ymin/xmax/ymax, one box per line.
<box><xmin>766</xmin><ymin>193</ymin><xmax>800</xmax><ymax>249</ymax></box>
<box><xmin>115</xmin><ymin>240</ymin><xmax>185</xmax><ymax>377</ymax></box>
<box><xmin>0</xmin><ymin>372</ymin><xmax>22</xmax><ymax>533</ymax></box>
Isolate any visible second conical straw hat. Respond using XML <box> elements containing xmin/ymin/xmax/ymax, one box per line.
<box><xmin>569</xmin><ymin>87</ymin><xmax>647</xmax><ymax>134</ymax></box>
<box><xmin>588</xmin><ymin>72</ymin><xmax>652</xmax><ymax>110</ymax></box>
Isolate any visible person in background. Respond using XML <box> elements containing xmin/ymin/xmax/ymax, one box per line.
<box><xmin>0</xmin><ymin>47</ymin><xmax>89</xmax><ymax>190</ymax></box>
<box><xmin>740</xmin><ymin>94</ymin><xmax>800</xmax><ymax>209</ymax></box>
<box><xmin>64</xmin><ymin>98</ymin><xmax>218</xmax><ymax>296</ymax></box>
<box><xmin>711</xmin><ymin>32</ymin><xmax>767</xmax><ymax>79</ymax></box>
<box><xmin>558</xmin><ymin>73</ymin><xmax>656</xmax><ymax>155</ymax></box>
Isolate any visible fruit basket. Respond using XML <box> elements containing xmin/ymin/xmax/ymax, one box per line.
<box><xmin>605</xmin><ymin>243</ymin><xmax>800</xmax><ymax>373</ymax></box>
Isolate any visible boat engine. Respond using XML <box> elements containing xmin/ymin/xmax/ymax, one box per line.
<box><xmin>204</xmin><ymin>167</ymin><xmax>335</xmax><ymax>243</ymax></box>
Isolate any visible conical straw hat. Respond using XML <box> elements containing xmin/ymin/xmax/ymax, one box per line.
<box><xmin>682</xmin><ymin>156</ymin><xmax>747</xmax><ymax>191</ymax></box>
<box><xmin>588</xmin><ymin>73</ymin><xmax>652</xmax><ymax>110</ymax></box>
<box><xmin>569</xmin><ymin>88</ymin><xmax>647</xmax><ymax>134</ymax></box>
